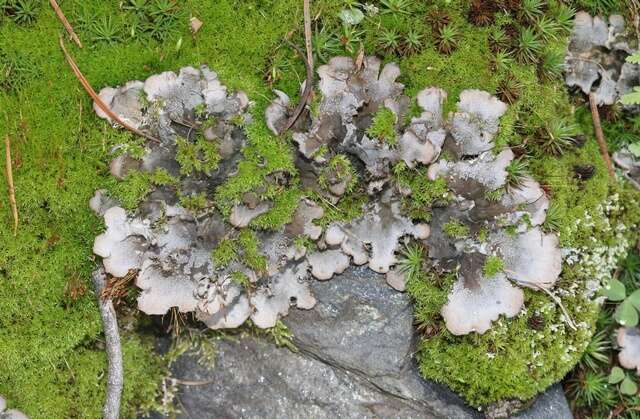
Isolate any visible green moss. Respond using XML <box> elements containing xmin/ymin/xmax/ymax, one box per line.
<box><xmin>483</xmin><ymin>256</ymin><xmax>504</xmax><ymax>278</ymax></box>
<box><xmin>179</xmin><ymin>192</ymin><xmax>208</xmax><ymax>213</ymax></box>
<box><xmin>176</xmin><ymin>136</ymin><xmax>221</xmax><ymax>175</ymax></box>
<box><xmin>212</xmin><ymin>238</ymin><xmax>237</xmax><ymax>268</ymax></box>
<box><xmin>394</xmin><ymin>163</ymin><xmax>452</xmax><ymax>221</ymax></box>
<box><xmin>443</xmin><ymin>219</ymin><xmax>469</xmax><ymax>239</ymax></box>
<box><xmin>0</xmin><ymin>0</ymin><xmax>306</xmax><ymax>415</ymax></box>
<box><xmin>367</xmin><ymin>107</ymin><xmax>397</xmax><ymax>144</ymax></box>
<box><xmin>111</xmin><ymin>168</ymin><xmax>176</xmax><ymax>210</ymax></box>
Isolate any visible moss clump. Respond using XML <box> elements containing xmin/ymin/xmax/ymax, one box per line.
<box><xmin>179</xmin><ymin>192</ymin><xmax>208</xmax><ymax>213</ymax></box>
<box><xmin>111</xmin><ymin>168</ymin><xmax>176</xmax><ymax>210</ymax></box>
<box><xmin>394</xmin><ymin>163</ymin><xmax>452</xmax><ymax>221</ymax></box>
<box><xmin>176</xmin><ymin>136</ymin><xmax>221</xmax><ymax>175</ymax></box>
<box><xmin>443</xmin><ymin>219</ymin><xmax>470</xmax><ymax>239</ymax></box>
<box><xmin>483</xmin><ymin>256</ymin><xmax>504</xmax><ymax>277</ymax></box>
<box><xmin>367</xmin><ymin>107</ymin><xmax>397</xmax><ymax>144</ymax></box>
<box><xmin>211</xmin><ymin>229</ymin><xmax>267</xmax><ymax>274</ymax></box>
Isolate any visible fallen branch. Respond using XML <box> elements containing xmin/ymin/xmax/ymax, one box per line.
<box><xmin>280</xmin><ymin>0</ymin><xmax>314</xmax><ymax>135</ymax></box>
<box><xmin>59</xmin><ymin>36</ymin><xmax>160</xmax><ymax>144</ymax></box>
<box><xmin>4</xmin><ymin>135</ymin><xmax>17</xmax><ymax>236</ymax></box>
<box><xmin>50</xmin><ymin>0</ymin><xmax>83</xmax><ymax>48</ymax></box>
<box><xmin>588</xmin><ymin>92</ymin><xmax>616</xmax><ymax>179</ymax></box>
<box><xmin>92</xmin><ymin>267</ymin><xmax>124</xmax><ymax>419</ymax></box>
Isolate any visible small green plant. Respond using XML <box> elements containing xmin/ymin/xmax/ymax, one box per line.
<box><xmin>514</xmin><ymin>27</ymin><xmax>543</xmax><ymax>64</ymax></box>
<box><xmin>519</xmin><ymin>0</ymin><xmax>545</xmax><ymax>22</ymax></box>
<box><xmin>4</xmin><ymin>0</ymin><xmax>39</xmax><ymax>25</ymax></box>
<box><xmin>339</xmin><ymin>26</ymin><xmax>363</xmax><ymax>54</ymax></box>
<box><xmin>260</xmin><ymin>320</ymin><xmax>297</xmax><ymax>352</ymax></box>
<box><xmin>400</xmin><ymin>29</ymin><xmax>423</xmax><ymax>56</ymax></box>
<box><xmin>338</xmin><ymin>7</ymin><xmax>364</xmax><ymax>26</ymax></box>
<box><xmin>90</xmin><ymin>16</ymin><xmax>123</xmax><ymax>44</ymax></box>
<box><xmin>379</xmin><ymin>0</ymin><xmax>412</xmax><ymax>15</ymax></box>
<box><xmin>496</xmin><ymin>73</ymin><xmax>522</xmax><ymax>104</ymax></box>
<box><xmin>367</xmin><ymin>107</ymin><xmax>397</xmax><ymax>143</ymax></box>
<box><xmin>535</xmin><ymin>15</ymin><xmax>559</xmax><ymax>41</ymax></box>
<box><xmin>539</xmin><ymin>119</ymin><xmax>578</xmax><ymax>155</ymax></box>
<box><xmin>581</xmin><ymin>330</ymin><xmax>610</xmax><ymax>371</ymax></box>
<box><xmin>566</xmin><ymin>371</ymin><xmax>612</xmax><ymax>407</ymax></box>
<box><xmin>542</xmin><ymin>201</ymin><xmax>563</xmax><ymax>232</ymax></box>
<box><xmin>443</xmin><ymin>219</ymin><xmax>470</xmax><ymax>239</ymax></box>
<box><xmin>553</xmin><ymin>4</ymin><xmax>576</xmax><ymax>32</ymax></box>
<box><xmin>483</xmin><ymin>256</ymin><xmax>504</xmax><ymax>277</ymax></box>
<box><xmin>608</xmin><ymin>366</ymin><xmax>638</xmax><ymax>396</ymax></box>
<box><xmin>620</xmin><ymin>251</ymin><xmax>640</xmax><ymax>287</ymax></box>
<box><xmin>484</xmin><ymin>187</ymin><xmax>505</xmax><ymax>202</ymax></box>
<box><xmin>377</xmin><ymin>29</ymin><xmax>401</xmax><ymax>54</ymax></box>
<box><xmin>602</xmin><ymin>278</ymin><xmax>640</xmax><ymax>327</ymax></box>
<box><xmin>539</xmin><ymin>50</ymin><xmax>565</xmax><ymax>81</ymax></box>
<box><xmin>489</xmin><ymin>27</ymin><xmax>510</xmax><ymax>52</ymax></box>
<box><xmin>436</xmin><ymin>24</ymin><xmax>459</xmax><ymax>54</ymax></box>
<box><xmin>313</xmin><ymin>26</ymin><xmax>342</xmax><ymax>63</ymax></box>
<box><xmin>398</xmin><ymin>244</ymin><xmax>424</xmax><ymax>281</ymax></box>
<box><xmin>506</xmin><ymin>158</ymin><xmax>529</xmax><ymax>188</ymax></box>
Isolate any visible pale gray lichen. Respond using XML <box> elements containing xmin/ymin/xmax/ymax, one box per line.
<box><xmin>565</xmin><ymin>12</ymin><xmax>640</xmax><ymax>106</ymax></box>
<box><xmin>613</xmin><ymin>148</ymin><xmax>640</xmax><ymax>190</ymax></box>
<box><xmin>617</xmin><ymin>327</ymin><xmax>640</xmax><ymax>374</ymax></box>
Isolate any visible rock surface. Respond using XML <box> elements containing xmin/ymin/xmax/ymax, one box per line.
<box><xmin>153</xmin><ymin>267</ymin><xmax>573</xmax><ymax>418</ymax></box>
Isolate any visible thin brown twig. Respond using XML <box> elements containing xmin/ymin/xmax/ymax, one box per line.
<box><xmin>505</xmin><ymin>272</ymin><xmax>578</xmax><ymax>331</ymax></box>
<box><xmin>4</xmin><ymin>135</ymin><xmax>18</xmax><ymax>236</ymax></box>
<box><xmin>280</xmin><ymin>1</ymin><xmax>314</xmax><ymax>135</ymax></box>
<box><xmin>303</xmin><ymin>0</ymin><xmax>314</xmax><ymax>69</ymax></box>
<box><xmin>588</xmin><ymin>92</ymin><xmax>616</xmax><ymax>179</ymax></box>
<box><xmin>50</xmin><ymin>0</ymin><xmax>83</xmax><ymax>48</ymax></box>
<box><xmin>59</xmin><ymin>36</ymin><xmax>161</xmax><ymax>144</ymax></box>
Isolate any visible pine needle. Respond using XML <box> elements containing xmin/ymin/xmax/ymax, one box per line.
<box><xmin>58</xmin><ymin>36</ymin><xmax>160</xmax><ymax>144</ymax></box>
<box><xmin>4</xmin><ymin>135</ymin><xmax>18</xmax><ymax>236</ymax></box>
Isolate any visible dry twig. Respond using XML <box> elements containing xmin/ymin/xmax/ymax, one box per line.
<box><xmin>303</xmin><ymin>0</ymin><xmax>314</xmax><ymax>69</ymax></box>
<box><xmin>280</xmin><ymin>1</ymin><xmax>314</xmax><ymax>135</ymax></box>
<box><xmin>92</xmin><ymin>267</ymin><xmax>124</xmax><ymax>419</ymax></box>
<box><xmin>4</xmin><ymin>135</ymin><xmax>18</xmax><ymax>236</ymax></box>
<box><xmin>50</xmin><ymin>0</ymin><xmax>83</xmax><ymax>48</ymax></box>
<box><xmin>59</xmin><ymin>37</ymin><xmax>160</xmax><ymax>144</ymax></box>
<box><xmin>588</xmin><ymin>92</ymin><xmax>616</xmax><ymax>179</ymax></box>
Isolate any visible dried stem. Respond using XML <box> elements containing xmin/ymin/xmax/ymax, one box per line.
<box><xmin>588</xmin><ymin>92</ymin><xmax>616</xmax><ymax>179</ymax></box>
<box><xmin>59</xmin><ymin>37</ymin><xmax>160</xmax><ymax>144</ymax></box>
<box><xmin>4</xmin><ymin>135</ymin><xmax>18</xmax><ymax>236</ymax></box>
<box><xmin>506</xmin><ymin>274</ymin><xmax>578</xmax><ymax>331</ymax></box>
<box><xmin>92</xmin><ymin>267</ymin><xmax>124</xmax><ymax>419</ymax></box>
<box><xmin>50</xmin><ymin>0</ymin><xmax>83</xmax><ymax>48</ymax></box>
<box><xmin>280</xmin><ymin>1</ymin><xmax>314</xmax><ymax>135</ymax></box>
<box><xmin>303</xmin><ymin>0</ymin><xmax>314</xmax><ymax>69</ymax></box>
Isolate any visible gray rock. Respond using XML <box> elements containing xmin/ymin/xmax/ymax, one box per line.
<box><xmin>515</xmin><ymin>385</ymin><xmax>573</xmax><ymax>419</ymax></box>
<box><xmin>156</xmin><ymin>267</ymin><xmax>572</xmax><ymax>419</ymax></box>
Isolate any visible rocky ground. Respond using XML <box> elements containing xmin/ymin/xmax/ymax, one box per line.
<box><xmin>154</xmin><ymin>266</ymin><xmax>572</xmax><ymax>418</ymax></box>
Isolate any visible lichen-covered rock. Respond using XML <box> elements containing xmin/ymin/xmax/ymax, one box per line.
<box><xmin>565</xmin><ymin>12</ymin><xmax>640</xmax><ymax>105</ymax></box>
<box><xmin>93</xmin><ymin>63</ymin><xmax>562</xmax><ymax>339</ymax></box>
<box><xmin>617</xmin><ymin>327</ymin><xmax>640</xmax><ymax>373</ymax></box>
